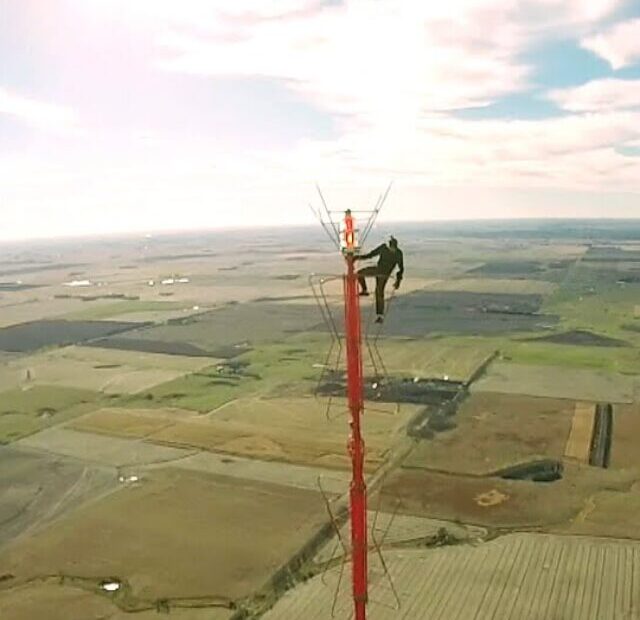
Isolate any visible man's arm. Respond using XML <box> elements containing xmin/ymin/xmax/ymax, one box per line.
<box><xmin>394</xmin><ymin>250</ymin><xmax>404</xmax><ymax>289</ymax></box>
<box><xmin>356</xmin><ymin>244</ymin><xmax>385</xmax><ymax>261</ymax></box>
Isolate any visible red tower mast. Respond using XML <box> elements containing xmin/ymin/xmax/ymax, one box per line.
<box><xmin>342</xmin><ymin>210</ymin><xmax>368</xmax><ymax>620</ymax></box>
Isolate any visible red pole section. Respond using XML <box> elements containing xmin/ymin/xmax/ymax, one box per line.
<box><xmin>343</xmin><ymin>211</ymin><xmax>368</xmax><ymax>620</ymax></box>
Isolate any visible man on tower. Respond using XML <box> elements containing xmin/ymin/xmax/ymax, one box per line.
<box><xmin>355</xmin><ymin>236</ymin><xmax>404</xmax><ymax>323</ymax></box>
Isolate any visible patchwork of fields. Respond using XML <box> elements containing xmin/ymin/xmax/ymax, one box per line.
<box><xmin>2</xmin><ymin>226</ymin><xmax>640</xmax><ymax>619</ymax></box>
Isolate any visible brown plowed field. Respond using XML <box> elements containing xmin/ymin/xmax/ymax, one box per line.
<box><xmin>69</xmin><ymin>398</ymin><xmax>418</xmax><ymax>472</ymax></box>
<box><xmin>380</xmin><ymin>464</ymin><xmax>635</xmax><ymax>530</ymax></box>
<box><xmin>0</xmin><ymin>468</ymin><xmax>328</xmax><ymax>604</ymax></box>
<box><xmin>404</xmin><ymin>392</ymin><xmax>574</xmax><ymax>475</ymax></box>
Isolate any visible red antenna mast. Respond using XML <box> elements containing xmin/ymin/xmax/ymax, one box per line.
<box><xmin>309</xmin><ymin>185</ymin><xmax>391</xmax><ymax>620</ymax></box>
<box><xmin>342</xmin><ymin>209</ymin><xmax>368</xmax><ymax>620</ymax></box>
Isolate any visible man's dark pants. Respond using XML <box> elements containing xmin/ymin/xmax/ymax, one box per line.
<box><xmin>357</xmin><ymin>266</ymin><xmax>389</xmax><ymax>315</ymax></box>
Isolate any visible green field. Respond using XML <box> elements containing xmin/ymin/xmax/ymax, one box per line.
<box><xmin>0</xmin><ymin>346</ymin><xmax>216</xmax><ymax>396</ymax></box>
<box><xmin>543</xmin><ymin>261</ymin><xmax>640</xmax><ymax>340</ymax></box>
<box><xmin>64</xmin><ymin>300</ymin><xmax>185</xmax><ymax>320</ymax></box>
<box><xmin>377</xmin><ymin>337</ymin><xmax>497</xmax><ymax>382</ymax></box>
<box><xmin>501</xmin><ymin>339</ymin><xmax>640</xmax><ymax>374</ymax></box>
<box><xmin>115</xmin><ymin>334</ymin><xmax>327</xmax><ymax>412</ymax></box>
<box><xmin>0</xmin><ymin>385</ymin><xmax>101</xmax><ymax>443</ymax></box>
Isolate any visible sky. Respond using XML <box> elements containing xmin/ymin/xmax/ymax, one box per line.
<box><xmin>1</xmin><ymin>0</ymin><xmax>640</xmax><ymax>241</ymax></box>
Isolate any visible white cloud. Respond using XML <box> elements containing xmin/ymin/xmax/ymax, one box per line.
<box><xmin>581</xmin><ymin>18</ymin><xmax>640</xmax><ymax>69</ymax></box>
<box><xmin>155</xmin><ymin>2</ymin><xmax>530</xmax><ymax>131</ymax></box>
<box><xmin>0</xmin><ymin>87</ymin><xmax>76</xmax><ymax>132</ymax></box>
<box><xmin>151</xmin><ymin>0</ymin><xmax>630</xmax><ymax>131</ymax></box>
<box><xmin>3</xmin><ymin>0</ymin><xmax>640</xmax><ymax>241</ymax></box>
<box><xmin>261</xmin><ymin>106</ymin><xmax>640</xmax><ymax>196</ymax></box>
<box><xmin>548</xmin><ymin>78</ymin><xmax>640</xmax><ymax>112</ymax></box>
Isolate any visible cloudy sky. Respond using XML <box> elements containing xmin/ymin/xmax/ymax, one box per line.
<box><xmin>1</xmin><ymin>0</ymin><xmax>640</xmax><ymax>241</ymax></box>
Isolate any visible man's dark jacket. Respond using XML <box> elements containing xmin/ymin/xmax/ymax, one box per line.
<box><xmin>359</xmin><ymin>244</ymin><xmax>404</xmax><ymax>285</ymax></box>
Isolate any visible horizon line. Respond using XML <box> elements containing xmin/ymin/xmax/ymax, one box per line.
<box><xmin>4</xmin><ymin>215</ymin><xmax>640</xmax><ymax>245</ymax></box>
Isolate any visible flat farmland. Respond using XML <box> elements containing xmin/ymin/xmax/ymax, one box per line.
<box><xmin>117</xmin><ymin>363</ymin><xmax>262</xmax><ymax>412</ymax></box>
<box><xmin>379</xmin><ymin>463</ymin><xmax>632</xmax><ymax>529</ymax></box>
<box><xmin>0</xmin><ymin>445</ymin><xmax>115</xmax><ymax>549</ymax></box>
<box><xmin>0</xmin><ymin>295</ymin><xmax>123</xmax><ymax>329</ymax></box>
<box><xmin>68</xmin><ymin>397</ymin><xmax>417</xmax><ymax>471</ymax></box>
<box><xmin>472</xmin><ymin>361</ymin><xmax>635</xmax><ymax>403</ymax></box>
<box><xmin>502</xmin><ymin>338</ymin><xmax>640</xmax><ymax>374</ymax></box>
<box><xmin>466</xmin><ymin>259</ymin><xmax>572</xmax><ymax>281</ymax></box>
<box><xmin>352</xmin><ymin>290</ymin><xmax>556</xmax><ymax>338</ymax></box>
<box><xmin>18</xmin><ymin>427</ymin><xmax>193</xmax><ymax>468</ymax></box>
<box><xmin>610</xmin><ymin>404</ymin><xmax>640</xmax><ymax>470</ymax></box>
<box><xmin>0</xmin><ymin>385</ymin><xmax>99</xmax><ymax>443</ymax></box>
<box><xmin>0</xmin><ymin>468</ymin><xmax>328</xmax><ymax>606</ymax></box>
<box><xmin>18</xmin><ymin>425</ymin><xmax>350</xmax><ymax>494</ymax></box>
<box><xmin>0</xmin><ymin>583</ymin><xmax>233</xmax><ymax>620</ymax></box>
<box><xmin>564</xmin><ymin>403</ymin><xmax>596</xmax><ymax>463</ymax></box>
<box><xmin>70</xmin><ymin>407</ymin><xmax>186</xmax><ymax>438</ymax></box>
<box><xmin>114</xmin><ymin>336</ymin><xmax>332</xmax><ymax>412</ymax></box>
<box><xmin>560</xmin><ymin>490</ymin><xmax>640</xmax><ymax>540</ymax></box>
<box><xmin>377</xmin><ymin>338</ymin><xmax>496</xmax><ymax>383</ymax></box>
<box><xmin>265</xmin><ymin>534</ymin><xmax>640</xmax><ymax>620</ymax></box>
<box><xmin>64</xmin><ymin>299</ymin><xmax>189</xmax><ymax>322</ymax></box>
<box><xmin>312</xmin><ymin>510</ymin><xmax>486</xmax><ymax>565</ymax></box>
<box><xmin>524</xmin><ymin>329</ymin><xmax>629</xmax><ymax>347</ymax></box>
<box><xmin>0</xmin><ymin>345</ymin><xmax>216</xmax><ymax>395</ymax></box>
<box><xmin>91</xmin><ymin>337</ymin><xmax>212</xmax><ymax>357</ymax></box>
<box><xmin>3</xmin><ymin>224</ymin><xmax>640</xmax><ymax>619</ymax></box>
<box><xmin>0</xmin><ymin>319</ymin><xmax>140</xmax><ymax>353</ymax></box>
<box><xmin>427</xmin><ymin>277</ymin><xmax>557</xmax><ymax>295</ymax></box>
<box><xmin>96</xmin><ymin>301</ymin><xmax>324</xmax><ymax>355</ymax></box>
<box><xmin>544</xmin><ymin>264</ymin><xmax>640</xmax><ymax>340</ymax></box>
<box><xmin>404</xmin><ymin>392</ymin><xmax>574</xmax><ymax>475</ymax></box>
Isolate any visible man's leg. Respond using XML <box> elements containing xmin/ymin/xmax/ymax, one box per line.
<box><xmin>358</xmin><ymin>274</ymin><xmax>368</xmax><ymax>295</ymax></box>
<box><xmin>357</xmin><ymin>266</ymin><xmax>378</xmax><ymax>295</ymax></box>
<box><xmin>375</xmin><ymin>275</ymin><xmax>389</xmax><ymax>317</ymax></box>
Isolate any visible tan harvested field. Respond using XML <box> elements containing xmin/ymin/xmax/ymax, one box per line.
<box><xmin>472</xmin><ymin>361</ymin><xmax>635</xmax><ymax>403</ymax></box>
<box><xmin>0</xmin><ymin>583</ymin><xmax>233</xmax><ymax>620</ymax></box>
<box><xmin>69</xmin><ymin>397</ymin><xmax>417</xmax><ymax>472</ymax></box>
<box><xmin>428</xmin><ymin>277</ymin><xmax>557</xmax><ymax>295</ymax></box>
<box><xmin>70</xmin><ymin>407</ymin><xmax>184</xmax><ymax>438</ymax></box>
<box><xmin>0</xmin><ymin>468</ymin><xmax>328</xmax><ymax>605</ymax></box>
<box><xmin>561</xmin><ymin>490</ymin><xmax>640</xmax><ymax>540</ymax></box>
<box><xmin>0</xmin><ymin>295</ymin><xmax>117</xmax><ymax>328</ymax></box>
<box><xmin>265</xmin><ymin>534</ymin><xmax>640</xmax><ymax>620</ymax></box>
<box><xmin>19</xmin><ymin>425</ymin><xmax>350</xmax><ymax>494</ymax></box>
<box><xmin>0</xmin><ymin>445</ymin><xmax>116</xmax><ymax>549</ymax></box>
<box><xmin>18</xmin><ymin>427</ymin><xmax>194</xmax><ymax>467</ymax></box>
<box><xmin>71</xmin><ymin>345</ymin><xmax>216</xmax><ymax>370</ymax></box>
<box><xmin>564</xmin><ymin>402</ymin><xmax>596</xmax><ymax>463</ymax></box>
<box><xmin>66</xmin><ymin>305</ymin><xmax>204</xmax><ymax>324</ymax></box>
<box><xmin>404</xmin><ymin>393</ymin><xmax>574</xmax><ymax>475</ymax></box>
<box><xmin>380</xmin><ymin>463</ymin><xmax>635</xmax><ymax>530</ymax></box>
<box><xmin>0</xmin><ymin>583</ymin><xmax>119</xmax><ymax>620</ymax></box>
<box><xmin>0</xmin><ymin>345</ymin><xmax>216</xmax><ymax>394</ymax></box>
<box><xmin>98</xmin><ymin>308</ymin><xmax>208</xmax><ymax>323</ymax></box>
<box><xmin>377</xmin><ymin>338</ymin><xmax>496</xmax><ymax>383</ymax></box>
<box><xmin>313</xmin><ymin>511</ymin><xmax>486</xmax><ymax>565</ymax></box>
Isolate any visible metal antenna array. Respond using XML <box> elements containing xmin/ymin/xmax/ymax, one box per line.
<box><xmin>309</xmin><ymin>184</ymin><xmax>391</xmax><ymax>252</ymax></box>
<box><xmin>316</xmin><ymin>478</ymin><xmax>401</xmax><ymax>618</ymax></box>
<box><xmin>309</xmin><ymin>183</ymin><xmax>394</xmax><ymax>416</ymax></box>
<box><xmin>308</xmin><ymin>184</ymin><xmax>395</xmax><ymax>620</ymax></box>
